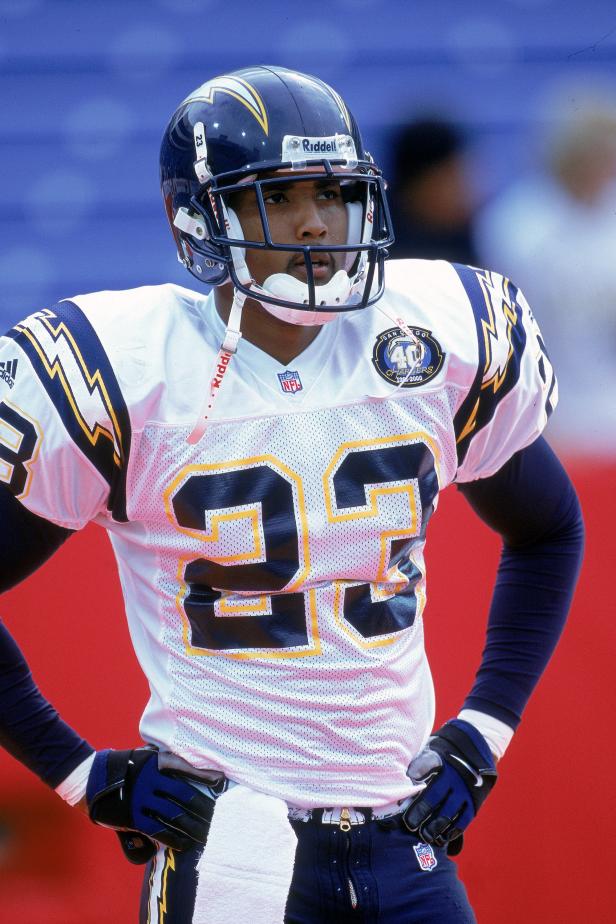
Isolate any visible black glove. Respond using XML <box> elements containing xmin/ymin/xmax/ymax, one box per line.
<box><xmin>86</xmin><ymin>748</ymin><xmax>218</xmax><ymax>862</ymax></box>
<box><xmin>403</xmin><ymin>719</ymin><xmax>497</xmax><ymax>854</ymax></box>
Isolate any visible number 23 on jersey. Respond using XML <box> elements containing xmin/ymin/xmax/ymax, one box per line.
<box><xmin>164</xmin><ymin>433</ymin><xmax>440</xmax><ymax>660</ymax></box>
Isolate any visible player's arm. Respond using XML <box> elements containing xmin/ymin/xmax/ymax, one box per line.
<box><xmin>0</xmin><ymin>302</ymin><xmax>220</xmax><ymax>857</ymax></box>
<box><xmin>456</xmin><ymin>434</ymin><xmax>584</xmax><ymax>731</ymax></box>
<box><xmin>0</xmin><ymin>481</ymin><xmax>218</xmax><ymax>860</ymax></box>
<box><xmin>403</xmin><ymin>435</ymin><xmax>584</xmax><ymax>849</ymax></box>
<box><xmin>0</xmin><ymin>483</ymin><xmax>93</xmax><ymax>786</ymax></box>
<box><xmin>0</xmin><ymin>481</ymin><xmax>74</xmax><ymax>593</ymax></box>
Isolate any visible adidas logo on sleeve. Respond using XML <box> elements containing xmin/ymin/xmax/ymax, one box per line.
<box><xmin>0</xmin><ymin>358</ymin><xmax>18</xmax><ymax>388</ymax></box>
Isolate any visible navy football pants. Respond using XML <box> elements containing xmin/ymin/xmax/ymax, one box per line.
<box><xmin>140</xmin><ymin>816</ymin><xmax>476</xmax><ymax>923</ymax></box>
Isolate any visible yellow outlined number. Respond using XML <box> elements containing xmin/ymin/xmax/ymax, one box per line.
<box><xmin>0</xmin><ymin>400</ymin><xmax>41</xmax><ymax>497</ymax></box>
<box><xmin>166</xmin><ymin>440</ymin><xmax>438</xmax><ymax>658</ymax></box>
<box><xmin>324</xmin><ymin>436</ymin><xmax>438</xmax><ymax>646</ymax></box>
<box><xmin>165</xmin><ymin>456</ymin><xmax>318</xmax><ymax>658</ymax></box>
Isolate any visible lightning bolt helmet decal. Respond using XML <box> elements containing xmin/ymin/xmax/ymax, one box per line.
<box><xmin>183</xmin><ymin>75</ymin><xmax>269</xmax><ymax>136</ymax></box>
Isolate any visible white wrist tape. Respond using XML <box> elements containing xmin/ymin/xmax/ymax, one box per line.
<box><xmin>55</xmin><ymin>752</ymin><xmax>96</xmax><ymax>805</ymax></box>
<box><xmin>457</xmin><ymin>709</ymin><xmax>514</xmax><ymax>761</ymax></box>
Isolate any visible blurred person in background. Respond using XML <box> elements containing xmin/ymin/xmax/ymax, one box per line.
<box><xmin>387</xmin><ymin>118</ymin><xmax>479</xmax><ymax>265</ymax></box>
<box><xmin>475</xmin><ymin>87</ymin><xmax>616</xmax><ymax>455</ymax></box>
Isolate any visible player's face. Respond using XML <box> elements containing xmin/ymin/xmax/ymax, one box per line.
<box><xmin>228</xmin><ymin>174</ymin><xmax>348</xmax><ymax>286</ymax></box>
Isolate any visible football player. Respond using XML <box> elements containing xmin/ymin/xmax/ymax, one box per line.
<box><xmin>0</xmin><ymin>66</ymin><xmax>583</xmax><ymax>923</ymax></box>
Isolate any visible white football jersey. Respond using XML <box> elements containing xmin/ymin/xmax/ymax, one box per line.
<box><xmin>0</xmin><ymin>259</ymin><xmax>556</xmax><ymax>807</ymax></box>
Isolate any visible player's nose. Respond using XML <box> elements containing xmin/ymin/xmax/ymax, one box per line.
<box><xmin>295</xmin><ymin>198</ymin><xmax>328</xmax><ymax>240</ymax></box>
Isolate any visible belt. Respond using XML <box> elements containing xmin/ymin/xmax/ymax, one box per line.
<box><xmin>288</xmin><ymin>797</ymin><xmax>413</xmax><ymax>831</ymax></box>
<box><xmin>164</xmin><ymin>751</ymin><xmax>414</xmax><ymax>834</ymax></box>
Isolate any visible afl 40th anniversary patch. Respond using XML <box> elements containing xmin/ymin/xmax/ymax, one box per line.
<box><xmin>372</xmin><ymin>327</ymin><xmax>444</xmax><ymax>388</ymax></box>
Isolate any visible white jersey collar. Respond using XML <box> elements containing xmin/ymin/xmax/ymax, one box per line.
<box><xmin>204</xmin><ymin>292</ymin><xmax>342</xmax><ymax>401</ymax></box>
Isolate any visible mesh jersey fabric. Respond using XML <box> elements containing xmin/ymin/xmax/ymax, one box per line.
<box><xmin>0</xmin><ymin>258</ymin><xmax>556</xmax><ymax>806</ymax></box>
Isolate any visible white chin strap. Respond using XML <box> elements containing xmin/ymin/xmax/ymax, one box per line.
<box><xmin>224</xmin><ymin>200</ymin><xmax>368</xmax><ymax>327</ymax></box>
<box><xmin>185</xmin><ymin>196</ymin><xmax>371</xmax><ymax>440</ymax></box>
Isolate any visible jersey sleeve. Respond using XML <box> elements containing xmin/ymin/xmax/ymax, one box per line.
<box><xmin>0</xmin><ymin>300</ymin><xmax>131</xmax><ymax>528</ymax></box>
<box><xmin>452</xmin><ymin>264</ymin><xmax>558</xmax><ymax>482</ymax></box>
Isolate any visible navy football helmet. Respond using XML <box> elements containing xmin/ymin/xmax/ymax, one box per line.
<box><xmin>160</xmin><ymin>65</ymin><xmax>393</xmax><ymax>323</ymax></box>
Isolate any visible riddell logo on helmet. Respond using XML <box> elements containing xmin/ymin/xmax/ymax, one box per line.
<box><xmin>302</xmin><ymin>139</ymin><xmax>337</xmax><ymax>153</ymax></box>
<box><xmin>281</xmin><ymin>133</ymin><xmax>357</xmax><ymax>164</ymax></box>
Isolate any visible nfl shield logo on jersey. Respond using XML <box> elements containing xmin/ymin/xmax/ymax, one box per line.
<box><xmin>413</xmin><ymin>842</ymin><xmax>438</xmax><ymax>871</ymax></box>
<box><xmin>278</xmin><ymin>370</ymin><xmax>303</xmax><ymax>394</ymax></box>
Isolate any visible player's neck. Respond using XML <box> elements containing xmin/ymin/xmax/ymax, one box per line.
<box><xmin>214</xmin><ymin>287</ymin><xmax>322</xmax><ymax>365</ymax></box>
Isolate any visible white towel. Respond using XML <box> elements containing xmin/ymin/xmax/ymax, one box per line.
<box><xmin>193</xmin><ymin>784</ymin><xmax>298</xmax><ymax>924</ymax></box>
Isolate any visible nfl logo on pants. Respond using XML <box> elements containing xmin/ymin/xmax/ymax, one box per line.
<box><xmin>413</xmin><ymin>842</ymin><xmax>438</xmax><ymax>871</ymax></box>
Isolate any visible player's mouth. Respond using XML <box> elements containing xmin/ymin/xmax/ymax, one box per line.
<box><xmin>290</xmin><ymin>253</ymin><xmax>333</xmax><ymax>282</ymax></box>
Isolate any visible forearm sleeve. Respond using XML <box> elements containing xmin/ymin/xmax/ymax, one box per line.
<box><xmin>0</xmin><ymin>621</ymin><xmax>94</xmax><ymax>786</ymax></box>
<box><xmin>458</xmin><ymin>436</ymin><xmax>584</xmax><ymax>729</ymax></box>
<box><xmin>0</xmin><ymin>484</ymin><xmax>94</xmax><ymax>785</ymax></box>
<box><xmin>0</xmin><ymin>484</ymin><xmax>74</xmax><ymax>593</ymax></box>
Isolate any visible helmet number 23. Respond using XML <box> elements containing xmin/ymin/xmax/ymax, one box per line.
<box><xmin>167</xmin><ymin>438</ymin><xmax>438</xmax><ymax>657</ymax></box>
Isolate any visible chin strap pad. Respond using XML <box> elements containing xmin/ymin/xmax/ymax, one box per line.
<box><xmin>225</xmin><ymin>206</ymin><xmax>252</xmax><ymax>286</ymax></box>
<box><xmin>263</xmin><ymin>269</ymin><xmax>351</xmax><ymax>307</ymax></box>
<box><xmin>344</xmin><ymin>200</ymin><xmax>363</xmax><ymax>272</ymax></box>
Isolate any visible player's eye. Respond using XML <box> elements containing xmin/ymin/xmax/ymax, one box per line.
<box><xmin>317</xmin><ymin>185</ymin><xmax>342</xmax><ymax>201</ymax></box>
<box><xmin>263</xmin><ymin>190</ymin><xmax>287</xmax><ymax>205</ymax></box>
